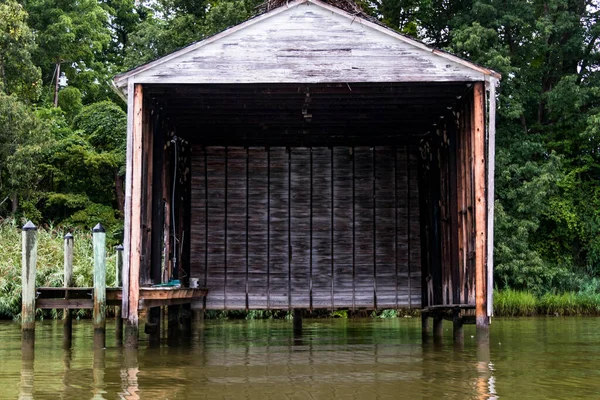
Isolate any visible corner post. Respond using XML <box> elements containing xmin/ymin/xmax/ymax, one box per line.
<box><xmin>473</xmin><ymin>82</ymin><xmax>489</xmax><ymax>340</ymax></box>
<box><xmin>63</xmin><ymin>232</ymin><xmax>74</xmax><ymax>347</ymax></box>
<box><xmin>124</xmin><ymin>81</ymin><xmax>143</xmax><ymax>348</ymax></box>
<box><xmin>93</xmin><ymin>223</ymin><xmax>107</xmax><ymax>348</ymax></box>
<box><xmin>115</xmin><ymin>244</ymin><xmax>124</xmax><ymax>343</ymax></box>
<box><xmin>21</xmin><ymin>221</ymin><xmax>38</xmax><ymax>346</ymax></box>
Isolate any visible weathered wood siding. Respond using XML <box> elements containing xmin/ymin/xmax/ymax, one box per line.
<box><xmin>130</xmin><ymin>1</ymin><xmax>485</xmax><ymax>85</ymax></box>
<box><xmin>419</xmin><ymin>88</ymin><xmax>486</xmax><ymax>309</ymax></box>
<box><xmin>190</xmin><ymin>145</ymin><xmax>421</xmax><ymax>310</ymax></box>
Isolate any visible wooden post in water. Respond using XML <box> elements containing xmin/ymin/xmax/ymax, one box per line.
<box><xmin>433</xmin><ymin>316</ymin><xmax>443</xmax><ymax>342</ymax></box>
<box><xmin>421</xmin><ymin>312</ymin><xmax>430</xmax><ymax>341</ymax></box>
<box><xmin>93</xmin><ymin>223</ymin><xmax>107</xmax><ymax>348</ymax></box>
<box><xmin>167</xmin><ymin>305</ymin><xmax>180</xmax><ymax>344</ymax></box>
<box><xmin>21</xmin><ymin>221</ymin><xmax>37</xmax><ymax>347</ymax></box>
<box><xmin>293</xmin><ymin>309</ymin><xmax>303</xmax><ymax>337</ymax></box>
<box><xmin>63</xmin><ymin>233</ymin><xmax>74</xmax><ymax>348</ymax></box>
<box><xmin>115</xmin><ymin>244</ymin><xmax>124</xmax><ymax>343</ymax></box>
<box><xmin>452</xmin><ymin>307</ymin><xmax>464</xmax><ymax>343</ymax></box>
<box><xmin>191</xmin><ymin>299</ymin><xmax>204</xmax><ymax>341</ymax></box>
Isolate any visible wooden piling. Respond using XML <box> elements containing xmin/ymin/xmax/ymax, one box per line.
<box><xmin>115</xmin><ymin>244</ymin><xmax>124</xmax><ymax>343</ymax></box>
<box><xmin>191</xmin><ymin>299</ymin><xmax>204</xmax><ymax>341</ymax></box>
<box><xmin>21</xmin><ymin>221</ymin><xmax>37</xmax><ymax>345</ymax></box>
<box><xmin>146</xmin><ymin>307</ymin><xmax>161</xmax><ymax>346</ymax></box>
<box><xmin>293</xmin><ymin>309</ymin><xmax>303</xmax><ymax>337</ymax></box>
<box><xmin>452</xmin><ymin>307</ymin><xmax>464</xmax><ymax>343</ymax></box>
<box><xmin>167</xmin><ymin>305</ymin><xmax>180</xmax><ymax>343</ymax></box>
<box><xmin>93</xmin><ymin>223</ymin><xmax>107</xmax><ymax>348</ymax></box>
<box><xmin>63</xmin><ymin>233</ymin><xmax>74</xmax><ymax>347</ymax></box>
<box><xmin>421</xmin><ymin>312</ymin><xmax>430</xmax><ymax>340</ymax></box>
<box><xmin>433</xmin><ymin>316</ymin><xmax>443</xmax><ymax>341</ymax></box>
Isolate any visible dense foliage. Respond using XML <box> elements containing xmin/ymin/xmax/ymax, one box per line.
<box><xmin>0</xmin><ymin>0</ymin><xmax>599</xmax><ymax>298</ymax></box>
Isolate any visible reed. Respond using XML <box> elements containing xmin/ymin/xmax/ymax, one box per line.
<box><xmin>494</xmin><ymin>290</ymin><xmax>600</xmax><ymax>316</ymax></box>
<box><xmin>493</xmin><ymin>289</ymin><xmax>538</xmax><ymax>316</ymax></box>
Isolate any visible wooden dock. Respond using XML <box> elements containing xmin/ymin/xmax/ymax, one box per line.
<box><xmin>36</xmin><ymin>287</ymin><xmax>209</xmax><ymax>310</ymax></box>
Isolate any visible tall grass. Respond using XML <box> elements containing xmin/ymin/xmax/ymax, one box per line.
<box><xmin>494</xmin><ymin>289</ymin><xmax>538</xmax><ymax>316</ymax></box>
<box><xmin>494</xmin><ymin>289</ymin><xmax>600</xmax><ymax>316</ymax></box>
<box><xmin>0</xmin><ymin>219</ymin><xmax>117</xmax><ymax>320</ymax></box>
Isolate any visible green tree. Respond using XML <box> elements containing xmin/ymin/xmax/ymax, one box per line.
<box><xmin>25</xmin><ymin>0</ymin><xmax>111</xmax><ymax>103</ymax></box>
<box><xmin>0</xmin><ymin>0</ymin><xmax>41</xmax><ymax>101</ymax></box>
<box><xmin>0</xmin><ymin>92</ymin><xmax>45</xmax><ymax>216</ymax></box>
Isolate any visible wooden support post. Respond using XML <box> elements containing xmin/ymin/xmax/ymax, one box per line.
<box><xmin>93</xmin><ymin>223</ymin><xmax>107</xmax><ymax>349</ymax></box>
<box><xmin>473</xmin><ymin>82</ymin><xmax>489</xmax><ymax>340</ymax></box>
<box><xmin>146</xmin><ymin>307</ymin><xmax>161</xmax><ymax>346</ymax></box>
<box><xmin>124</xmin><ymin>82</ymin><xmax>143</xmax><ymax>348</ymax></box>
<box><xmin>21</xmin><ymin>221</ymin><xmax>37</xmax><ymax>347</ymax></box>
<box><xmin>433</xmin><ymin>316</ymin><xmax>443</xmax><ymax>341</ymax></box>
<box><xmin>63</xmin><ymin>233</ymin><xmax>74</xmax><ymax>348</ymax></box>
<box><xmin>191</xmin><ymin>299</ymin><xmax>204</xmax><ymax>341</ymax></box>
<box><xmin>115</xmin><ymin>244</ymin><xmax>124</xmax><ymax>343</ymax></box>
<box><xmin>180</xmin><ymin>304</ymin><xmax>192</xmax><ymax>338</ymax></box>
<box><xmin>452</xmin><ymin>307</ymin><xmax>464</xmax><ymax>343</ymax></box>
<box><xmin>168</xmin><ymin>305</ymin><xmax>180</xmax><ymax>344</ymax></box>
<box><xmin>293</xmin><ymin>309</ymin><xmax>303</xmax><ymax>337</ymax></box>
<box><xmin>421</xmin><ymin>312</ymin><xmax>430</xmax><ymax>340</ymax></box>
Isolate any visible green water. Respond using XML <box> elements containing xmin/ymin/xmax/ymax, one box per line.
<box><xmin>1</xmin><ymin>317</ymin><xmax>599</xmax><ymax>399</ymax></box>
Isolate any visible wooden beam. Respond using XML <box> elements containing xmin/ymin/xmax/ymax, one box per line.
<box><xmin>472</xmin><ymin>82</ymin><xmax>488</xmax><ymax>335</ymax></box>
<box><xmin>37</xmin><ymin>299</ymin><xmax>94</xmax><ymax>309</ymax></box>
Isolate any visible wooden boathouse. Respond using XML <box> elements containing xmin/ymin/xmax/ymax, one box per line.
<box><xmin>112</xmin><ymin>0</ymin><xmax>500</xmax><ymax>347</ymax></box>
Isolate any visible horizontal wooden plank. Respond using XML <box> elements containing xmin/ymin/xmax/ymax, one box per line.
<box><xmin>36</xmin><ymin>299</ymin><xmax>93</xmax><ymax>309</ymax></box>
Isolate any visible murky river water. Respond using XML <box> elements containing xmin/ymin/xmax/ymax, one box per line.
<box><xmin>1</xmin><ymin>317</ymin><xmax>599</xmax><ymax>399</ymax></box>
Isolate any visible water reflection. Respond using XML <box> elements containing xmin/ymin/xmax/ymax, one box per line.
<box><xmin>7</xmin><ymin>318</ymin><xmax>600</xmax><ymax>399</ymax></box>
<box><xmin>119</xmin><ymin>349</ymin><xmax>139</xmax><ymax>400</ymax></box>
<box><xmin>92</xmin><ymin>349</ymin><xmax>106</xmax><ymax>399</ymax></box>
<box><xmin>475</xmin><ymin>341</ymin><xmax>496</xmax><ymax>400</ymax></box>
<box><xmin>60</xmin><ymin>349</ymin><xmax>72</xmax><ymax>400</ymax></box>
<box><xmin>19</xmin><ymin>346</ymin><xmax>34</xmax><ymax>400</ymax></box>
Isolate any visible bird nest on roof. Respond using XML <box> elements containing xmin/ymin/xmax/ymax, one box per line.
<box><xmin>259</xmin><ymin>0</ymin><xmax>374</xmax><ymax>21</ymax></box>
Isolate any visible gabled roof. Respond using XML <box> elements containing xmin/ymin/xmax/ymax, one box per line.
<box><xmin>113</xmin><ymin>0</ymin><xmax>500</xmax><ymax>96</ymax></box>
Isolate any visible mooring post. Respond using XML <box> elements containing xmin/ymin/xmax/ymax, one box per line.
<box><xmin>452</xmin><ymin>307</ymin><xmax>464</xmax><ymax>343</ymax></box>
<box><xmin>93</xmin><ymin>223</ymin><xmax>107</xmax><ymax>348</ymax></box>
<box><xmin>63</xmin><ymin>232</ymin><xmax>74</xmax><ymax>348</ymax></box>
<box><xmin>21</xmin><ymin>221</ymin><xmax>37</xmax><ymax>349</ymax></box>
<box><xmin>115</xmin><ymin>244</ymin><xmax>124</xmax><ymax>344</ymax></box>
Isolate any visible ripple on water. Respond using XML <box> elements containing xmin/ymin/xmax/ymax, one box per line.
<box><xmin>1</xmin><ymin>317</ymin><xmax>600</xmax><ymax>399</ymax></box>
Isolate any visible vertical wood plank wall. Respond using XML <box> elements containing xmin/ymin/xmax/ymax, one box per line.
<box><xmin>419</xmin><ymin>86</ymin><xmax>488</xmax><ymax>311</ymax></box>
<box><xmin>190</xmin><ymin>145</ymin><xmax>421</xmax><ymax>310</ymax></box>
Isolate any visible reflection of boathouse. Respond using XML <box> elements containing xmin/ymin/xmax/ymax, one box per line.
<box><xmin>112</xmin><ymin>0</ymin><xmax>500</xmax><ymax>346</ymax></box>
